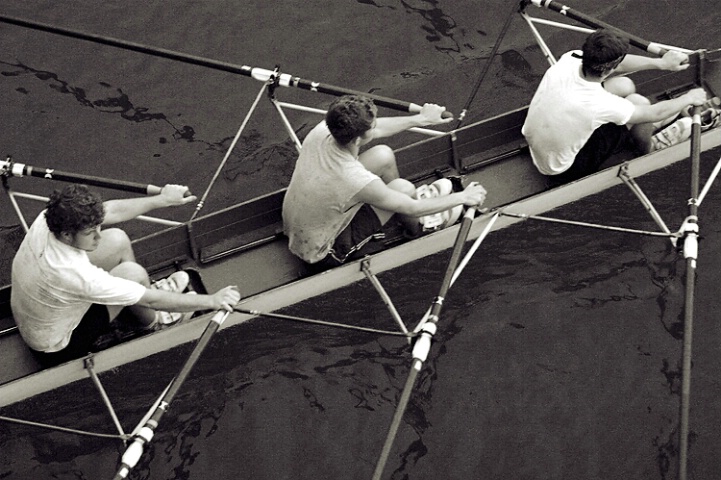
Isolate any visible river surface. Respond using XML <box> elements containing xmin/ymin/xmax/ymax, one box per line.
<box><xmin>0</xmin><ymin>1</ymin><xmax>720</xmax><ymax>479</ymax></box>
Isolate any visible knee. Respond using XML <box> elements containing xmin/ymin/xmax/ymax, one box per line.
<box><xmin>369</xmin><ymin>144</ymin><xmax>396</xmax><ymax>166</ymax></box>
<box><xmin>605</xmin><ymin>76</ymin><xmax>637</xmax><ymax>98</ymax></box>
<box><xmin>101</xmin><ymin>228</ymin><xmax>132</xmax><ymax>252</ymax></box>
<box><xmin>110</xmin><ymin>261</ymin><xmax>150</xmax><ymax>286</ymax></box>
<box><xmin>364</xmin><ymin>145</ymin><xmax>399</xmax><ymax>181</ymax></box>
<box><xmin>387</xmin><ymin>178</ymin><xmax>416</xmax><ymax>197</ymax></box>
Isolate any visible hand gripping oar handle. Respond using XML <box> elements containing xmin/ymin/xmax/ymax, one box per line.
<box><xmin>112</xmin><ymin>310</ymin><xmax>230</xmax><ymax>480</ymax></box>
<box><xmin>0</xmin><ymin>15</ymin><xmax>452</xmax><ymax>118</ymax></box>
<box><xmin>372</xmin><ymin>207</ymin><xmax>476</xmax><ymax>480</ymax></box>
<box><xmin>524</xmin><ymin>0</ymin><xmax>669</xmax><ymax>56</ymax></box>
<box><xmin>2</xmin><ymin>157</ymin><xmax>163</xmax><ymax>196</ymax></box>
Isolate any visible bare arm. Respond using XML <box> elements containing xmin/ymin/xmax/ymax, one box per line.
<box><xmin>354</xmin><ymin>179</ymin><xmax>486</xmax><ymax>217</ymax></box>
<box><xmin>137</xmin><ymin>286</ymin><xmax>241</xmax><ymax>312</ymax></box>
<box><xmin>628</xmin><ymin>88</ymin><xmax>707</xmax><ymax>124</ymax></box>
<box><xmin>363</xmin><ymin>103</ymin><xmax>453</xmax><ymax>144</ymax></box>
<box><xmin>102</xmin><ymin>184</ymin><xmax>197</xmax><ymax>225</ymax></box>
<box><xmin>614</xmin><ymin>50</ymin><xmax>689</xmax><ymax>75</ymax></box>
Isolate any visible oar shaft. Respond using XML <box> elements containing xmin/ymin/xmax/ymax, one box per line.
<box><xmin>219</xmin><ymin>66</ymin><xmax>452</xmax><ymax>118</ymax></box>
<box><xmin>113</xmin><ymin>310</ymin><xmax>229</xmax><ymax>480</ymax></box>
<box><xmin>372</xmin><ymin>207</ymin><xmax>476</xmax><ymax>480</ymax></box>
<box><xmin>434</xmin><ymin>207</ymin><xmax>476</xmax><ymax>304</ymax></box>
<box><xmin>371</xmin><ymin>359</ymin><xmax>422</xmax><ymax>480</ymax></box>
<box><xmin>677</xmin><ymin>107</ymin><xmax>703</xmax><ymax>480</ymax></box>
<box><xmin>0</xmin><ymin>14</ymin><xmax>449</xmax><ymax>117</ymax></box>
<box><xmin>526</xmin><ymin>0</ymin><xmax>667</xmax><ymax>55</ymax></box>
<box><xmin>0</xmin><ymin>14</ymin><xmax>250</xmax><ymax>77</ymax></box>
<box><xmin>2</xmin><ymin>158</ymin><xmax>161</xmax><ymax>195</ymax></box>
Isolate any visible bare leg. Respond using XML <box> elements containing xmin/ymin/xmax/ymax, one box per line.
<box><xmin>358</xmin><ymin>145</ymin><xmax>400</xmax><ymax>183</ymax></box>
<box><xmin>87</xmin><ymin>228</ymin><xmax>135</xmax><ymax>272</ymax></box>
<box><xmin>106</xmin><ymin>261</ymin><xmax>156</xmax><ymax>327</ymax></box>
<box><xmin>626</xmin><ymin>93</ymin><xmax>655</xmax><ymax>154</ymax></box>
<box><xmin>369</xmin><ymin>178</ymin><xmax>422</xmax><ymax>235</ymax></box>
<box><xmin>604</xmin><ymin>76</ymin><xmax>636</xmax><ymax>98</ymax></box>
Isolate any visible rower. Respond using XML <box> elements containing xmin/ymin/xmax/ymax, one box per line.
<box><xmin>522</xmin><ymin>29</ymin><xmax>710</xmax><ymax>186</ymax></box>
<box><xmin>11</xmin><ymin>183</ymin><xmax>241</xmax><ymax>367</ymax></box>
<box><xmin>282</xmin><ymin>94</ymin><xmax>488</xmax><ymax>273</ymax></box>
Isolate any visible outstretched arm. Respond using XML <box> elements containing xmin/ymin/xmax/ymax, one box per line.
<box><xmin>628</xmin><ymin>87</ymin><xmax>707</xmax><ymax>124</ymax></box>
<box><xmin>102</xmin><ymin>184</ymin><xmax>197</xmax><ymax>225</ymax></box>
<box><xmin>614</xmin><ymin>50</ymin><xmax>689</xmax><ymax>75</ymax></box>
<box><xmin>364</xmin><ymin>103</ymin><xmax>453</xmax><ymax>143</ymax></box>
<box><xmin>354</xmin><ymin>179</ymin><xmax>486</xmax><ymax>217</ymax></box>
<box><xmin>137</xmin><ymin>285</ymin><xmax>241</xmax><ymax>312</ymax></box>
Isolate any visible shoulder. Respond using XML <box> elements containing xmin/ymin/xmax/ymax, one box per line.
<box><xmin>306</xmin><ymin>121</ymin><xmax>331</xmax><ymax>140</ymax></box>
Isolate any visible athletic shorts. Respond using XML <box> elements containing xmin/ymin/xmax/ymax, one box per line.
<box><xmin>307</xmin><ymin>204</ymin><xmax>386</xmax><ymax>274</ymax></box>
<box><xmin>30</xmin><ymin>303</ymin><xmax>113</xmax><ymax>368</ymax></box>
<box><xmin>547</xmin><ymin>122</ymin><xmax>634</xmax><ymax>186</ymax></box>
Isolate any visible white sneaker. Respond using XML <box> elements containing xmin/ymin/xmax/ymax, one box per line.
<box><xmin>152</xmin><ymin>271</ymin><xmax>192</xmax><ymax>326</ymax></box>
<box><xmin>152</xmin><ymin>271</ymin><xmax>190</xmax><ymax>293</ymax></box>
<box><xmin>651</xmin><ymin>117</ymin><xmax>693</xmax><ymax>151</ymax></box>
<box><xmin>431</xmin><ymin>179</ymin><xmax>463</xmax><ymax>228</ymax></box>
<box><xmin>417</xmin><ymin>178</ymin><xmax>463</xmax><ymax>231</ymax></box>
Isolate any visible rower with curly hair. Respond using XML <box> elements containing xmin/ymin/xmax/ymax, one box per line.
<box><xmin>11</xmin><ymin>183</ymin><xmax>241</xmax><ymax>367</ymax></box>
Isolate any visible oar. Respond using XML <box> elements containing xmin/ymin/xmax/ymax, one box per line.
<box><xmin>677</xmin><ymin>105</ymin><xmax>703</xmax><ymax>480</ymax></box>
<box><xmin>371</xmin><ymin>207</ymin><xmax>476</xmax><ymax>480</ymax></box>
<box><xmin>522</xmin><ymin>0</ymin><xmax>669</xmax><ymax>56</ymax></box>
<box><xmin>0</xmin><ymin>14</ymin><xmax>450</xmax><ymax>118</ymax></box>
<box><xmin>1</xmin><ymin>157</ymin><xmax>163</xmax><ymax>195</ymax></box>
<box><xmin>112</xmin><ymin>310</ymin><xmax>230</xmax><ymax>480</ymax></box>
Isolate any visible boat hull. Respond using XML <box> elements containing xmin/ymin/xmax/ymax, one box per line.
<box><xmin>1</xmin><ymin>49</ymin><xmax>720</xmax><ymax>407</ymax></box>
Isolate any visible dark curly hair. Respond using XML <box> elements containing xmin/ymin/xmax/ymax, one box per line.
<box><xmin>581</xmin><ymin>29</ymin><xmax>629</xmax><ymax>78</ymax></box>
<box><xmin>325</xmin><ymin>95</ymin><xmax>377</xmax><ymax>145</ymax></box>
<box><xmin>45</xmin><ymin>184</ymin><xmax>105</xmax><ymax>236</ymax></box>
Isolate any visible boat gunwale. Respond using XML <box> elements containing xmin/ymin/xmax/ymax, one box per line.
<box><xmin>1</xmin><ymin>125</ymin><xmax>720</xmax><ymax>408</ymax></box>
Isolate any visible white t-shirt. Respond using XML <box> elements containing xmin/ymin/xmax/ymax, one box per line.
<box><xmin>11</xmin><ymin>212</ymin><xmax>145</xmax><ymax>352</ymax></box>
<box><xmin>522</xmin><ymin>51</ymin><xmax>635</xmax><ymax>175</ymax></box>
<box><xmin>282</xmin><ymin>122</ymin><xmax>380</xmax><ymax>264</ymax></box>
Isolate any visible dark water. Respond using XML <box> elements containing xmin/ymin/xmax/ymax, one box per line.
<box><xmin>0</xmin><ymin>1</ymin><xmax>720</xmax><ymax>479</ymax></box>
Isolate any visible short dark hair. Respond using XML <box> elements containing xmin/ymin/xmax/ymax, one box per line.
<box><xmin>325</xmin><ymin>95</ymin><xmax>377</xmax><ymax>145</ymax></box>
<box><xmin>581</xmin><ymin>30</ymin><xmax>629</xmax><ymax>77</ymax></box>
<box><xmin>45</xmin><ymin>184</ymin><xmax>105</xmax><ymax>236</ymax></box>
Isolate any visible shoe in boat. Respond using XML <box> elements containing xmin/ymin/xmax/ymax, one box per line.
<box><xmin>152</xmin><ymin>271</ymin><xmax>190</xmax><ymax>292</ymax></box>
<box><xmin>416</xmin><ymin>178</ymin><xmax>463</xmax><ymax>232</ymax></box>
<box><xmin>152</xmin><ymin>271</ymin><xmax>192</xmax><ymax>326</ymax></box>
<box><xmin>651</xmin><ymin>117</ymin><xmax>692</xmax><ymax>151</ymax></box>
